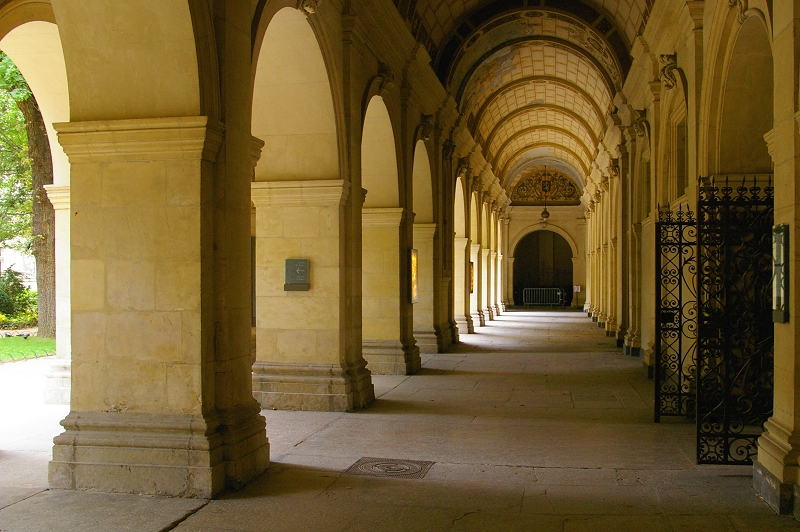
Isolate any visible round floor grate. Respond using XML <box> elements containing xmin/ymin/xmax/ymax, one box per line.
<box><xmin>344</xmin><ymin>457</ymin><xmax>435</xmax><ymax>479</ymax></box>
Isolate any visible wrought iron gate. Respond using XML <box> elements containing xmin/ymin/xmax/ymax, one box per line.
<box><xmin>696</xmin><ymin>177</ymin><xmax>774</xmax><ymax>465</ymax></box>
<box><xmin>655</xmin><ymin>207</ymin><xmax>697</xmax><ymax>422</ymax></box>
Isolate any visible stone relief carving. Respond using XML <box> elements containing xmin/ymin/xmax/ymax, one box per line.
<box><xmin>297</xmin><ymin>0</ymin><xmax>321</xmax><ymax>15</ymax></box>
<box><xmin>659</xmin><ymin>54</ymin><xmax>678</xmax><ymax>90</ymax></box>
<box><xmin>607</xmin><ymin>158</ymin><xmax>620</xmax><ymax>180</ymax></box>
<box><xmin>510</xmin><ymin>167</ymin><xmax>581</xmax><ymax>204</ymax></box>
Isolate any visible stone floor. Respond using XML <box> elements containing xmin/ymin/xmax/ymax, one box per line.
<box><xmin>1</xmin><ymin>309</ymin><xmax>799</xmax><ymax>531</ymax></box>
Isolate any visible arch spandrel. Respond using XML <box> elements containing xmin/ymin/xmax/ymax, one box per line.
<box><xmin>51</xmin><ymin>0</ymin><xmax>200</xmax><ymax>121</ymax></box>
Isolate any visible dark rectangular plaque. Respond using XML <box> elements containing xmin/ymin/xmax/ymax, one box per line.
<box><xmin>284</xmin><ymin>259</ymin><xmax>310</xmax><ymax>291</ymax></box>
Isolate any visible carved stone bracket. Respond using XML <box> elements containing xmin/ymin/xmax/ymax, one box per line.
<box><xmin>659</xmin><ymin>54</ymin><xmax>678</xmax><ymax>90</ymax></box>
<box><xmin>633</xmin><ymin>109</ymin><xmax>650</xmax><ymax>140</ymax></box>
<box><xmin>442</xmin><ymin>139</ymin><xmax>455</xmax><ymax>161</ymax></box>
<box><xmin>418</xmin><ymin>114</ymin><xmax>434</xmax><ymax>142</ymax></box>
<box><xmin>456</xmin><ymin>157</ymin><xmax>471</xmax><ymax>179</ymax></box>
<box><xmin>376</xmin><ymin>62</ymin><xmax>395</xmax><ymax>94</ymax></box>
<box><xmin>729</xmin><ymin>0</ymin><xmax>749</xmax><ymax>24</ymax></box>
<box><xmin>607</xmin><ymin>158</ymin><xmax>620</xmax><ymax>180</ymax></box>
<box><xmin>297</xmin><ymin>0</ymin><xmax>321</xmax><ymax>15</ymax></box>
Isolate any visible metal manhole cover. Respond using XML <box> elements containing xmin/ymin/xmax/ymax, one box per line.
<box><xmin>344</xmin><ymin>457</ymin><xmax>435</xmax><ymax>479</ymax></box>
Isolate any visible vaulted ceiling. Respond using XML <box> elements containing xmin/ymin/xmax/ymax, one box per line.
<box><xmin>397</xmin><ymin>0</ymin><xmax>654</xmax><ymax>197</ymax></box>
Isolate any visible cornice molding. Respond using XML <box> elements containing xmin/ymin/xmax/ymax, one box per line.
<box><xmin>251</xmin><ymin>179</ymin><xmax>351</xmax><ymax>207</ymax></box>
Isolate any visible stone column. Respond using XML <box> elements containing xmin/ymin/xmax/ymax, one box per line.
<box><xmin>493</xmin><ymin>251</ymin><xmax>502</xmax><ymax>314</ymax></box>
<box><xmin>250</xmin><ymin>180</ymin><xmax>375</xmax><ymax>408</ymax></box>
<box><xmin>754</xmin><ymin>5</ymin><xmax>800</xmax><ymax>512</ymax></box>
<box><xmin>470</xmin><ymin>243</ymin><xmax>485</xmax><ymax>326</ymax></box>
<box><xmin>481</xmin><ymin>247</ymin><xmax>493</xmax><ymax>320</ymax></box>
<box><xmin>624</xmin><ymin>223</ymin><xmax>643</xmax><ymax>357</ymax></box>
<box><xmin>49</xmin><ymin>117</ymin><xmax>269</xmax><ymax>498</ymax></box>
<box><xmin>43</xmin><ymin>185</ymin><xmax>71</xmax><ymax>404</ymax></box>
<box><xmin>360</xmin><ymin>208</ymin><xmax>420</xmax><ymax>375</ymax></box>
<box><xmin>505</xmin><ymin>257</ymin><xmax>515</xmax><ymax>308</ymax></box>
<box><xmin>453</xmin><ymin>237</ymin><xmax>473</xmax><ymax>334</ymax></box>
<box><xmin>413</xmin><ymin>223</ymin><xmax>439</xmax><ymax>353</ymax></box>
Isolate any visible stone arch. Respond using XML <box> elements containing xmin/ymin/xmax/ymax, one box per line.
<box><xmin>512</xmin><ymin>228</ymin><xmax>575</xmax><ymax>306</ymax></box>
<box><xmin>469</xmin><ymin>191</ymin><xmax>479</xmax><ymax>244</ymax></box>
<box><xmin>658</xmin><ymin>75</ymin><xmax>689</xmax><ymax>203</ymax></box>
<box><xmin>701</xmin><ymin>5</ymin><xmax>773</xmax><ymax>176</ymax></box>
<box><xmin>362</xmin><ymin>95</ymin><xmax>400</xmax><ymax>207</ymax></box>
<box><xmin>510</xmin><ymin>224</ymin><xmax>579</xmax><ymax>259</ymax></box>
<box><xmin>454</xmin><ymin>176</ymin><xmax>466</xmax><ymax>238</ymax></box>
<box><xmin>412</xmin><ymin>140</ymin><xmax>433</xmax><ymax>223</ymax></box>
<box><xmin>251</xmin><ymin>6</ymin><xmax>339</xmax><ymax>181</ymax></box>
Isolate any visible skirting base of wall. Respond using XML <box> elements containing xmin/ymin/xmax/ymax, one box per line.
<box><xmin>252</xmin><ymin>361</ymin><xmax>374</xmax><ymax>411</ymax></box>
<box><xmin>752</xmin><ymin>458</ymin><xmax>794</xmax><ymax>515</ymax></box>
<box><xmin>50</xmin><ymin>406</ymin><xmax>269</xmax><ymax>498</ymax></box>
<box><xmin>363</xmin><ymin>340</ymin><xmax>421</xmax><ymax>375</ymax></box>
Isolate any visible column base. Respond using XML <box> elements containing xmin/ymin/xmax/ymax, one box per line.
<box><xmin>623</xmin><ymin>345</ymin><xmax>641</xmax><ymax>357</ymax></box>
<box><xmin>436</xmin><ymin>323</ymin><xmax>453</xmax><ymax>351</ymax></box>
<box><xmin>362</xmin><ymin>340</ymin><xmax>421</xmax><ymax>375</ymax></box>
<box><xmin>414</xmin><ymin>328</ymin><xmax>440</xmax><ymax>354</ymax></box>
<box><xmin>455</xmin><ymin>315</ymin><xmax>473</xmax><ymax>335</ymax></box>
<box><xmin>50</xmin><ymin>406</ymin><xmax>269</xmax><ymax>498</ymax></box>
<box><xmin>471</xmin><ymin>311</ymin><xmax>486</xmax><ymax>327</ymax></box>
<box><xmin>624</xmin><ymin>333</ymin><xmax>641</xmax><ymax>357</ymax></box>
<box><xmin>598</xmin><ymin>322</ymin><xmax>606</xmax><ymax>328</ymax></box>
<box><xmin>753</xmin><ymin>458</ymin><xmax>794</xmax><ymax>514</ymax></box>
<box><xmin>484</xmin><ymin>307</ymin><xmax>494</xmax><ymax>321</ymax></box>
<box><xmin>493</xmin><ymin>304</ymin><xmax>501</xmax><ymax>316</ymax></box>
<box><xmin>252</xmin><ymin>361</ymin><xmax>374</xmax><ymax>411</ymax></box>
<box><xmin>44</xmin><ymin>359</ymin><xmax>71</xmax><ymax>405</ymax></box>
<box><xmin>591</xmin><ymin>316</ymin><xmax>598</xmax><ymax>322</ymax></box>
<box><xmin>448</xmin><ymin>320</ymin><xmax>460</xmax><ymax>345</ymax></box>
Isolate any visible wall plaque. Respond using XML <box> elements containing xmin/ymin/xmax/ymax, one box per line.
<box><xmin>410</xmin><ymin>249</ymin><xmax>419</xmax><ymax>303</ymax></box>
<box><xmin>285</xmin><ymin>259</ymin><xmax>310</xmax><ymax>291</ymax></box>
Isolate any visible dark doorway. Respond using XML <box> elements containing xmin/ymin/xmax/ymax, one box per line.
<box><xmin>513</xmin><ymin>230</ymin><xmax>573</xmax><ymax>305</ymax></box>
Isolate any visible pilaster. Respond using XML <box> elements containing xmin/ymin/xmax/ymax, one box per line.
<box><xmin>413</xmin><ymin>223</ymin><xmax>440</xmax><ymax>353</ymax></box>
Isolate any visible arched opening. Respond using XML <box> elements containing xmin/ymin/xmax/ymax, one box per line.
<box><xmin>718</xmin><ymin>17</ymin><xmax>773</xmax><ymax>175</ymax></box>
<box><xmin>250</xmin><ymin>7</ymin><xmax>365</xmax><ymax>411</ymax></box>
<box><xmin>452</xmin><ymin>176</ymin><xmax>472</xmax><ymax>334</ymax></box>
<box><xmin>411</xmin><ymin>141</ymin><xmax>437</xmax><ymax>352</ymax></box>
<box><xmin>361</xmin><ymin>95</ymin><xmax>416</xmax><ymax>374</ymax></box>
<box><xmin>513</xmin><ymin>230</ymin><xmax>574</xmax><ymax>306</ymax></box>
<box><xmin>1</xmin><ymin>20</ymin><xmax>70</xmax><ymax>404</ymax></box>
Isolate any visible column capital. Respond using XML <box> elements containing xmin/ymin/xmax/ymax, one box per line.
<box><xmin>44</xmin><ymin>184</ymin><xmax>70</xmax><ymax>210</ymax></box>
<box><xmin>252</xmin><ymin>179</ymin><xmax>351</xmax><ymax>207</ymax></box>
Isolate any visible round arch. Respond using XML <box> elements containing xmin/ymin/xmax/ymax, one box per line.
<box><xmin>454</xmin><ymin>176</ymin><xmax>467</xmax><ymax>238</ymax></box>
<box><xmin>700</xmin><ymin>5</ymin><xmax>773</xmax><ymax>176</ymax></box>
<box><xmin>412</xmin><ymin>140</ymin><xmax>433</xmax><ymax>223</ymax></box>
<box><xmin>362</xmin><ymin>95</ymin><xmax>400</xmax><ymax>207</ymax></box>
<box><xmin>511</xmin><ymin>228</ymin><xmax>575</xmax><ymax>306</ymax></box>
<box><xmin>509</xmin><ymin>224</ymin><xmax>579</xmax><ymax>259</ymax></box>
<box><xmin>251</xmin><ymin>7</ymin><xmax>339</xmax><ymax>182</ymax></box>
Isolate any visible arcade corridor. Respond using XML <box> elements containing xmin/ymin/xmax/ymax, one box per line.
<box><xmin>1</xmin><ymin>311</ymin><xmax>796</xmax><ymax>531</ymax></box>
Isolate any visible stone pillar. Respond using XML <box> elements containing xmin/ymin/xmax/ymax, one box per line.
<box><xmin>43</xmin><ymin>185</ymin><xmax>71</xmax><ymax>404</ymax></box>
<box><xmin>49</xmin><ymin>117</ymin><xmax>269</xmax><ymax>498</ymax></box>
<box><xmin>470</xmin><ymin>243</ymin><xmax>485</xmax><ymax>326</ymax></box>
<box><xmin>360</xmin><ymin>208</ymin><xmax>420</xmax><ymax>375</ymax></box>
<box><xmin>624</xmin><ymin>223</ymin><xmax>643</xmax><ymax>357</ymax></box>
<box><xmin>413</xmin><ymin>223</ymin><xmax>439</xmax><ymax>353</ymax></box>
<box><xmin>493</xmin><ymin>251</ymin><xmax>502</xmax><ymax>314</ymax></box>
<box><xmin>505</xmin><ymin>257</ymin><xmax>515</xmax><ymax>308</ymax></box>
<box><xmin>453</xmin><ymin>237</ymin><xmax>473</xmax><ymax>334</ymax></box>
<box><xmin>250</xmin><ymin>180</ymin><xmax>374</xmax><ymax>409</ymax></box>
<box><xmin>490</xmin><ymin>250</ymin><xmax>500</xmax><ymax>315</ymax></box>
<box><xmin>754</xmin><ymin>5</ymin><xmax>800</xmax><ymax>513</ymax></box>
<box><xmin>481</xmin><ymin>247</ymin><xmax>493</xmax><ymax>320</ymax></box>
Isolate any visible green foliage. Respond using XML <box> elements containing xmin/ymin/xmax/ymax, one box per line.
<box><xmin>0</xmin><ymin>53</ymin><xmax>31</xmax><ymax>251</ymax></box>
<box><xmin>0</xmin><ymin>268</ymin><xmax>36</xmax><ymax>324</ymax></box>
<box><xmin>0</xmin><ymin>289</ymin><xmax>12</xmax><ymax>316</ymax></box>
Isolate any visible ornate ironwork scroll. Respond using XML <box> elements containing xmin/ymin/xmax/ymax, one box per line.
<box><xmin>696</xmin><ymin>176</ymin><xmax>774</xmax><ymax>465</ymax></box>
<box><xmin>655</xmin><ymin>206</ymin><xmax>697</xmax><ymax>422</ymax></box>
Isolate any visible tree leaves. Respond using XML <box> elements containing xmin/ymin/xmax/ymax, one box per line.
<box><xmin>0</xmin><ymin>52</ymin><xmax>32</xmax><ymax>250</ymax></box>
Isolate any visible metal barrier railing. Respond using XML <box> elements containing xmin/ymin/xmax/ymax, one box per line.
<box><xmin>523</xmin><ymin>288</ymin><xmax>564</xmax><ymax>306</ymax></box>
